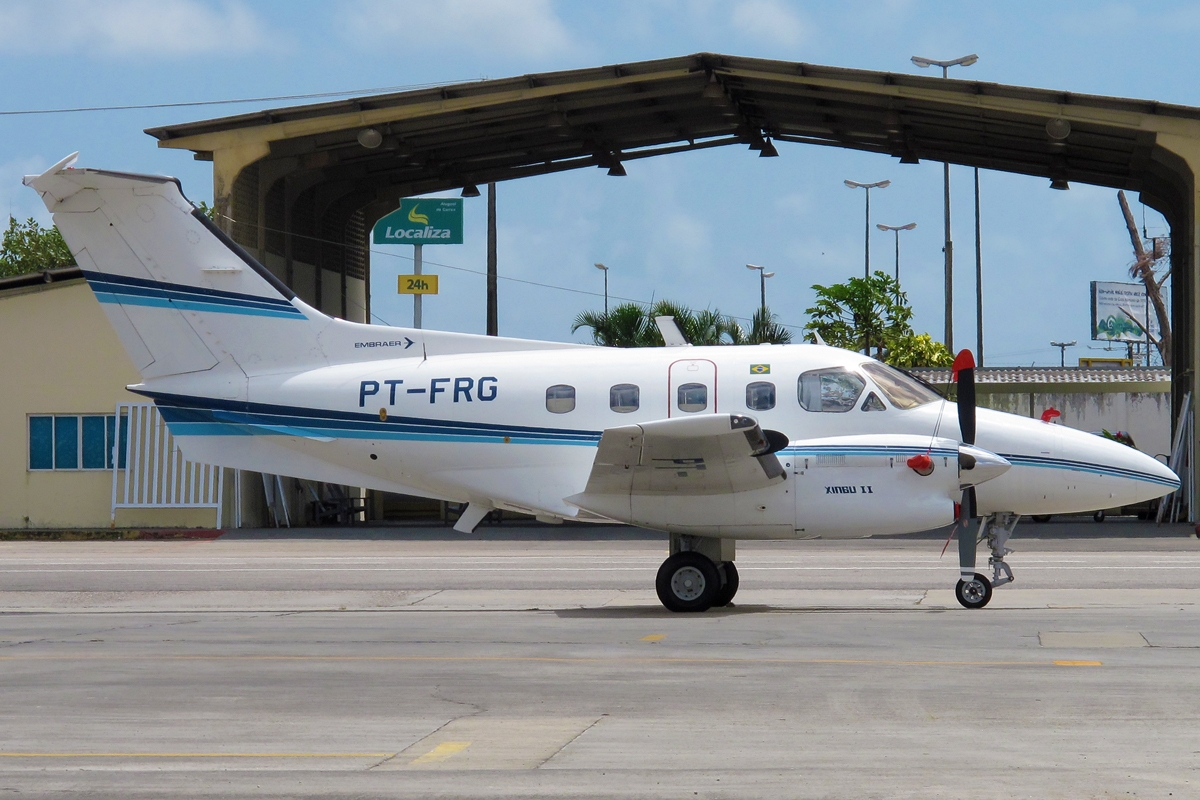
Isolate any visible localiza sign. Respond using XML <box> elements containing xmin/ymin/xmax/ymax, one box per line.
<box><xmin>373</xmin><ymin>198</ymin><xmax>463</xmax><ymax>245</ymax></box>
<box><xmin>1090</xmin><ymin>281</ymin><xmax>1161</xmax><ymax>343</ymax></box>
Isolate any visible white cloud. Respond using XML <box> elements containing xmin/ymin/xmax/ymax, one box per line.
<box><xmin>730</xmin><ymin>0</ymin><xmax>807</xmax><ymax>48</ymax></box>
<box><xmin>340</xmin><ymin>0</ymin><xmax>574</xmax><ymax>59</ymax></box>
<box><xmin>0</xmin><ymin>0</ymin><xmax>271</xmax><ymax>58</ymax></box>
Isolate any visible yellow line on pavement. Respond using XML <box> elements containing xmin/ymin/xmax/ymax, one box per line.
<box><xmin>640</xmin><ymin>634</ymin><xmax>666</xmax><ymax>642</ymax></box>
<box><xmin>0</xmin><ymin>752</ymin><xmax>393</xmax><ymax>758</ymax></box>
<box><xmin>1054</xmin><ymin>660</ymin><xmax>1104</xmax><ymax>666</ymax></box>
<box><xmin>408</xmin><ymin>741</ymin><xmax>470</xmax><ymax>765</ymax></box>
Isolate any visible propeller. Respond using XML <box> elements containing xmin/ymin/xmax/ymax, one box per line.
<box><xmin>952</xmin><ymin>349</ymin><xmax>979</xmax><ymax>577</ymax></box>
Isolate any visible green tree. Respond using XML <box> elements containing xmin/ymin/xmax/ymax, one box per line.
<box><xmin>573</xmin><ymin>300</ymin><xmax>791</xmax><ymax>347</ymax></box>
<box><xmin>804</xmin><ymin>271</ymin><xmax>952</xmax><ymax>366</ymax></box>
<box><xmin>0</xmin><ymin>217</ymin><xmax>75</xmax><ymax>278</ymax></box>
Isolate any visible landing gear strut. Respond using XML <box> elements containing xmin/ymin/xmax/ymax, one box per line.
<box><xmin>656</xmin><ymin>535</ymin><xmax>737</xmax><ymax>612</ymax></box>
<box><xmin>954</xmin><ymin>513</ymin><xmax>1020</xmax><ymax>609</ymax></box>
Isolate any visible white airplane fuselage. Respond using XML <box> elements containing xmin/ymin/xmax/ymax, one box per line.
<box><xmin>138</xmin><ymin>342</ymin><xmax>1178</xmax><ymax>540</ymax></box>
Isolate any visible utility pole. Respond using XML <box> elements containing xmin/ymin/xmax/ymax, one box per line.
<box><xmin>486</xmin><ymin>182</ymin><xmax>497</xmax><ymax>336</ymax></box>
<box><xmin>1050</xmin><ymin>340</ymin><xmax>1076</xmax><ymax>368</ymax></box>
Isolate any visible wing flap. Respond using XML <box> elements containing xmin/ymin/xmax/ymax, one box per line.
<box><xmin>567</xmin><ymin>414</ymin><xmax>787</xmax><ymax>518</ymax></box>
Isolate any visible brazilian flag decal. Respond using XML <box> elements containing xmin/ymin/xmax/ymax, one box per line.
<box><xmin>750</xmin><ymin>364</ymin><xmax>770</xmax><ymax>374</ymax></box>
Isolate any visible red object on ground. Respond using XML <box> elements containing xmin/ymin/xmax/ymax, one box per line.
<box><xmin>1041</xmin><ymin>407</ymin><xmax>1062</xmax><ymax>423</ymax></box>
<box><xmin>951</xmin><ymin>349</ymin><xmax>975</xmax><ymax>380</ymax></box>
<box><xmin>907</xmin><ymin>453</ymin><xmax>934</xmax><ymax>475</ymax></box>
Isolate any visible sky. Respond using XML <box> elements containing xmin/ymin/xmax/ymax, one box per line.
<box><xmin>2</xmin><ymin>0</ymin><xmax>1196</xmax><ymax>365</ymax></box>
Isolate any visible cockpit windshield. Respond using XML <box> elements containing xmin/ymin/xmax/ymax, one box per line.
<box><xmin>859</xmin><ymin>361</ymin><xmax>942</xmax><ymax>409</ymax></box>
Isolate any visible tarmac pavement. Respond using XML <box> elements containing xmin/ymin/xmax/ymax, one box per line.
<box><xmin>0</xmin><ymin>521</ymin><xmax>1196</xmax><ymax>798</ymax></box>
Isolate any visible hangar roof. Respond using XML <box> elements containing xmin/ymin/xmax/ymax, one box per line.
<box><xmin>144</xmin><ymin>52</ymin><xmax>1198</xmax><ymax>199</ymax></box>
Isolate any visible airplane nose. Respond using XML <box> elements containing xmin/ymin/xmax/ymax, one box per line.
<box><xmin>958</xmin><ymin>444</ymin><xmax>1011</xmax><ymax>488</ymax></box>
<box><xmin>1060</xmin><ymin>425</ymin><xmax>1180</xmax><ymax>506</ymax></box>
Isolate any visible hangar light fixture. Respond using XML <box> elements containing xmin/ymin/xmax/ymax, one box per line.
<box><xmin>1049</xmin><ymin>177</ymin><xmax>1070</xmax><ymax>191</ymax></box>
<box><xmin>759</xmin><ymin>138</ymin><xmax>779</xmax><ymax>158</ymax></box>
<box><xmin>356</xmin><ymin>128</ymin><xmax>383</xmax><ymax>149</ymax></box>
<box><xmin>461</xmin><ymin>184</ymin><xmax>481</xmax><ymax>197</ymax></box>
<box><xmin>1046</xmin><ymin>118</ymin><xmax>1072</xmax><ymax>140</ymax></box>
<box><xmin>607</xmin><ymin>154</ymin><xmax>627</xmax><ymax>177</ymax></box>
<box><xmin>899</xmin><ymin>150</ymin><xmax>920</xmax><ymax>165</ymax></box>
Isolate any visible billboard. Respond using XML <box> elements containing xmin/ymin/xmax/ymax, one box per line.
<box><xmin>373</xmin><ymin>198</ymin><xmax>463</xmax><ymax>245</ymax></box>
<box><xmin>1090</xmin><ymin>281</ymin><xmax>1160</xmax><ymax>343</ymax></box>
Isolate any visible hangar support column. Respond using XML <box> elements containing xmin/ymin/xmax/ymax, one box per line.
<box><xmin>1145</xmin><ymin>135</ymin><xmax>1198</xmax><ymax>518</ymax></box>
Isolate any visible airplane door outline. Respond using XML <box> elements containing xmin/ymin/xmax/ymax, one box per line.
<box><xmin>667</xmin><ymin>359</ymin><xmax>717</xmax><ymax>417</ymax></box>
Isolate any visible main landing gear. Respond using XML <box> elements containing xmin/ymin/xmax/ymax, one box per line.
<box><xmin>955</xmin><ymin>513</ymin><xmax>1020</xmax><ymax>609</ymax></box>
<box><xmin>656</xmin><ymin>535</ymin><xmax>738</xmax><ymax>613</ymax></box>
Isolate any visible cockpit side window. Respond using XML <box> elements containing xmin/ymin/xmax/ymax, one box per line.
<box><xmin>546</xmin><ymin>384</ymin><xmax>576</xmax><ymax>414</ymax></box>
<box><xmin>861</xmin><ymin>392</ymin><xmax>886</xmax><ymax>412</ymax></box>
<box><xmin>859</xmin><ymin>361</ymin><xmax>941</xmax><ymax>409</ymax></box>
<box><xmin>610</xmin><ymin>383</ymin><xmax>640</xmax><ymax>413</ymax></box>
<box><xmin>798</xmin><ymin>368</ymin><xmax>865</xmax><ymax>413</ymax></box>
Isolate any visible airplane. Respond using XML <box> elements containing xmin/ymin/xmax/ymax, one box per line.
<box><xmin>25</xmin><ymin>155</ymin><xmax>1181</xmax><ymax>612</ymax></box>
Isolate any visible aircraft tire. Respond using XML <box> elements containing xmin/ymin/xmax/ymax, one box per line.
<box><xmin>712</xmin><ymin>561</ymin><xmax>740</xmax><ymax>607</ymax></box>
<box><xmin>955</xmin><ymin>573</ymin><xmax>993</xmax><ymax>609</ymax></box>
<box><xmin>656</xmin><ymin>552</ymin><xmax>719</xmax><ymax>612</ymax></box>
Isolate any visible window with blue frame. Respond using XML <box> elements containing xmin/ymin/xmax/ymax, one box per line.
<box><xmin>28</xmin><ymin>414</ymin><xmax>127</xmax><ymax>471</ymax></box>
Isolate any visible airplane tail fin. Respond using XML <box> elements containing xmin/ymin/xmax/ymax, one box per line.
<box><xmin>24</xmin><ymin>153</ymin><xmax>332</xmax><ymax>385</ymax></box>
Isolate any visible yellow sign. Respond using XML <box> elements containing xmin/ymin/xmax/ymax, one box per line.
<box><xmin>398</xmin><ymin>274</ymin><xmax>439</xmax><ymax>294</ymax></box>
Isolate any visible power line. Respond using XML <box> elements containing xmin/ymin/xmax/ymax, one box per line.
<box><xmin>213</xmin><ymin>211</ymin><xmax>808</xmax><ymax>331</ymax></box>
<box><xmin>0</xmin><ymin>79</ymin><xmax>481</xmax><ymax>117</ymax></box>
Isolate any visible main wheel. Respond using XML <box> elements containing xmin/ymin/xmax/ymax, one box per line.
<box><xmin>955</xmin><ymin>573</ymin><xmax>993</xmax><ymax>609</ymax></box>
<box><xmin>712</xmin><ymin>561</ymin><xmax>740</xmax><ymax>607</ymax></box>
<box><xmin>655</xmin><ymin>552</ymin><xmax>720</xmax><ymax>613</ymax></box>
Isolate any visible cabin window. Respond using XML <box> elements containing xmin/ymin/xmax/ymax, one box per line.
<box><xmin>746</xmin><ymin>381</ymin><xmax>776</xmax><ymax>411</ymax></box>
<box><xmin>677</xmin><ymin>382</ymin><xmax>708</xmax><ymax>413</ymax></box>
<box><xmin>859</xmin><ymin>361</ymin><xmax>941</xmax><ymax>409</ymax></box>
<box><xmin>798</xmin><ymin>368</ymin><xmax>865</xmax><ymax>413</ymax></box>
<box><xmin>545</xmin><ymin>384</ymin><xmax>576</xmax><ymax>414</ymax></box>
<box><xmin>609</xmin><ymin>383</ymin><xmax>640</xmax><ymax>413</ymax></box>
<box><xmin>861</xmin><ymin>392</ymin><xmax>886</xmax><ymax>412</ymax></box>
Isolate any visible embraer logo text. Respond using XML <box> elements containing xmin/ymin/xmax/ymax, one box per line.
<box><xmin>825</xmin><ymin>485</ymin><xmax>874</xmax><ymax>494</ymax></box>
<box><xmin>360</xmin><ymin>377</ymin><xmax>498</xmax><ymax>406</ymax></box>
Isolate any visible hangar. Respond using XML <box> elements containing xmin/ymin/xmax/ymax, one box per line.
<box><xmin>143</xmin><ymin>52</ymin><xmax>1200</xmax><ymax>510</ymax></box>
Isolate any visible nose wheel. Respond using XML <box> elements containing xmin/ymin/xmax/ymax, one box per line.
<box><xmin>955</xmin><ymin>573</ymin><xmax>993</xmax><ymax>609</ymax></box>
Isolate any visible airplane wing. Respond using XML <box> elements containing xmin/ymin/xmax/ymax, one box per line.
<box><xmin>566</xmin><ymin>414</ymin><xmax>788</xmax><ymax>513</ymax></box>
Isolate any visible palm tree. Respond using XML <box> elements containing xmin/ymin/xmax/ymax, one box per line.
<box><xmin>573</xmin><ymin>300</ymin><xmax>790</xmax><ymax>347</ymax></box>
<box><xmin>571</xmin><ymin>302</ymin><xmax>658</xmax><ymax>347</ymax></box>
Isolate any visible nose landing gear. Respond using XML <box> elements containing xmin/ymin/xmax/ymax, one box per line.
<box><xmin>955</xmin><ymin>513</ymin><xmax>1020</xmax><ymax>609</ymax></box>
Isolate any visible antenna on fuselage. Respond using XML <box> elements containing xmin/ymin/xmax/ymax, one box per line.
<box><xmin>811</xmin><ymin>331</ymin><xmax>827</xmax><ymax>346</ymax></box>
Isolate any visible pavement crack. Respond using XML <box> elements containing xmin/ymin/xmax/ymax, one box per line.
<box><xmin>536</xmin><ymin>715</ymin><xmax>604</xmax><ymax>769</ymax></box>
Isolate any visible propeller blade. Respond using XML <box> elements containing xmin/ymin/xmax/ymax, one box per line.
<box><xmin>952</xmin><ymin>349</ymin><xmax>976</xmax><ymax>446</ymax></box>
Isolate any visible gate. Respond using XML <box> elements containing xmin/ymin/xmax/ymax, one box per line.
<box><xmin>111</xmin><ymin>403</ymin><xmax>224</xmax><ymax>526</ymax></box>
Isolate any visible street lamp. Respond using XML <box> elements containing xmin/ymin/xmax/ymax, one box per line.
<box><xmin>594</xmin><ymin>263</ymin><xmax>609</xmax><ymax>314</ymax></box>
<box><xmin>844</xmin><ymin>179</ymin><xmax>891</xmax><ymax>279</ymax></box>
<box><xmin>911</xmin><ymin>53</ymin><xmax>979</xmax><ymax>353</ymax></box>
<box><xmin>745</xmin><ymin>263</ymin><xmax>775</xmax><ymax>316</ymax></box>
<box><xmin>876</xmin><ymin>222</ymin><xmax>917</xmax><ymax>285</ymax></box>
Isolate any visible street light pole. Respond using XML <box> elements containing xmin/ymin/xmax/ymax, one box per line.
<box><xmin>594</xmin><ymin>262</ymin><xmax>609</xmax><ymax>314</ymax></box>
<box><xmin>975</xmin><ymin>167</ymin><xmax>984</xmax><ymax>366</ymax></box>
<box><xmin>844</xmin><ymin>179</ymin><xmax>891</xmax><ymax>279</ymax></box>
<box><xmin>911</xmin><ymin>53</ymin><xmax>978</xmax><ymax>353</ymax></box>
<box><xmin>876</xmin><ymin>222</ymin><xmax>917</xmax><ymax>286</ymax></box>
<box><xmin>745</xmin><ymin>264</ymin><xmax>775</xmax><ymax>318</ymax></box>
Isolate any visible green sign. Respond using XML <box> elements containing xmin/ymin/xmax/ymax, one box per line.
<box><xmin>373</xmin><ymin>198</ymin><xmax>463</xmax><ymax>245</ymax></box>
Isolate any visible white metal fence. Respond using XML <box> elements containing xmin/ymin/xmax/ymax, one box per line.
<box><xmin>111</xmin><ymin>403</ymin><xmax>224</xmax><ymax>526</ymax></box>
